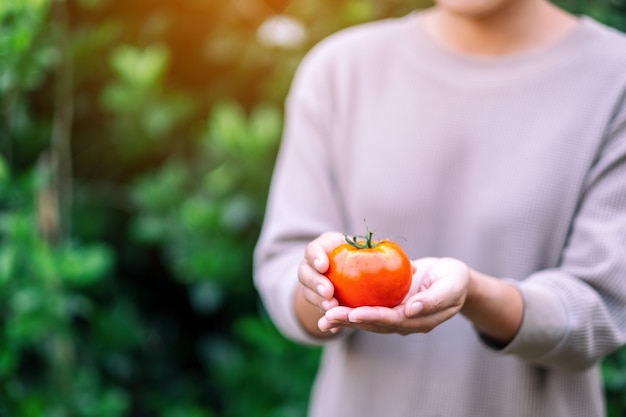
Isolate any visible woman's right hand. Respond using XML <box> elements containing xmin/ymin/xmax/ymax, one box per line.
<box><xmin>295</xmin><ymin>232</ymin><xmax>346</xmax><ymax>334</ymax></box>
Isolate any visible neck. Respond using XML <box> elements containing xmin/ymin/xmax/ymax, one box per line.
<box><xmin>422</xmin><ymin>1</ymin><xmax>579</xmax><ymax>56</ymax></box>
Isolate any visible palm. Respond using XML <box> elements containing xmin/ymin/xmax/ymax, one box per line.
<box><xmin>321</xmin><ymin>257</ymin><xmax>470</xmax><ymax>335</ymax></box>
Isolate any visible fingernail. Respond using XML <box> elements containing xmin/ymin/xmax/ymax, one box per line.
<box><xmin>348</xmin><ymin>313</ymin><xmax>362</xmax><ymax>323</ymax></box>
<box><xmin>317</xmin><ymin>284</ymin><xmax>326</xmax><ymax>296</ymax></box>
<box><xmin>409</xmin><ymin>301</ymin><xmax>423</xmax><ymax>316</ymax></box>
<box><xmin>313</xmin><ymin>258</ymin><xmax>322</xmax><ymax>271</ymax></box>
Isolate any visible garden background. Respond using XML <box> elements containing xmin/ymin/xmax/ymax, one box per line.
<box><xmin>1</xmin><ymin>0</ymin><xmax>626</xmax><ymax>416</ymax></box>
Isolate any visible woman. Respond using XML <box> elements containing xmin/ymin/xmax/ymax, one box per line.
<box><xmin>254</xmin><ymin>0</ymin><xmax>626</xmax><ymax>415</ymax></box>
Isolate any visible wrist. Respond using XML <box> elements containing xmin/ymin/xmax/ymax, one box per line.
<box><xmin>461</xmin><ymin>269</ymin><xmax>523</xmax><ymax>345</ymax></box>
<box><xmin>461</xmin><ymin>268</ymin><xmax>488</xmax><ymax>316</ymax></box>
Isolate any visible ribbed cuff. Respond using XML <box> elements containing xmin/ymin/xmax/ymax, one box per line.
<box><xmin>480</xmin><ymin>279</ymin><xmax>568</xmax><ymax>360</ymax></box>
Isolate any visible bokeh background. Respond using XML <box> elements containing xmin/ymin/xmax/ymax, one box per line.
<box><xmin>1</xmin><ymin>0</ymin><xmax>626</xmax><ymax>416</ymax></box>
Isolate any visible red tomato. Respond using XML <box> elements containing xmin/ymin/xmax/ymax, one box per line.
<box><xmin>325</xmin><ymin>230</ymin><xmax>412</xmax><ymax>308</ymax></box>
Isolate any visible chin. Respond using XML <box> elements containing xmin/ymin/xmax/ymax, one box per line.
<box><xmin>434</xmin><ymin>0</ymin><xmax>517</xmax><ymax>18</ymax></box>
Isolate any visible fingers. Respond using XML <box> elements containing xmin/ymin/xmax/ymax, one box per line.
<box><xmin>298</xmin><ymin>260</ymin><xmax>336</xmax><ymax>310</ymax></box>
<box><xmin>298</xmin><ymin>232</ymin><xmax>346</xmax><ymax>309</ymax></box>
<box><xmin>323</xmin><ymin>305</ymin><xmax>408</xmax><ymax>334</ymax></box>
<box><xmin>322</xmin><ymin>304</ymin><xmax>457</xmax><ymax>335</ymax></box>
<box><xmin>403</xmin><ymin>284</ymin><xmax>463</xmax><ymax>322</ymax></box>
<box><xmin>405</xmin><ymin>258</ymin><xmax>470</xmax><ymax>318</ymax></box>
<box><xmin>304</xmin><ymin>231</ymin><xmax>346</xmax><ymax>274</ymax></box>
<box><xmin>346</xmin><ymin>306</ymin><xmax>404</xmax><ymax>325</ymax></box>
<box><xmin>318</xmin><ymin>306</ymin><xmax>352</xmax><ymax>333</ymax></box>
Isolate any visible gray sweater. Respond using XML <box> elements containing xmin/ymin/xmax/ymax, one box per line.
<box><xmin>254</xmin><ymin>11</ymin><xmax>626</xmax><ymax>417</ymax></box>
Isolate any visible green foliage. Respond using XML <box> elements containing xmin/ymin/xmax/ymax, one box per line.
<box><xmin>127</xmin><ymin>99</ymin><xmax>319</xmax><ymax>416</ymax></box>
<box><xmin>2</xmin><ymin>0</ymin><xmax>626</xmax><ymax>416</ymax></box>
<box><xmin>100</xmin><ymin>43</ymin><xmax>194</xmax><ymax>158</ymax></box>
<box><xmin>129</xmin><ymin>99</ymin><xmax>280</xmax><ymax>291</ymax></box>
<box><xmin>0</xmin><ymin>0</ymin><xmax>54</xmax><ymax>94</ymax></box>
<box><xmin>0</xmin><ymin>0</ymin><xmax>55</xmax><ymax>165</ymax></box>
<box><xmin>201</xmin><ymin>313</ymin><xmax>320</xmax><ymax>417</ymax></box>
<box><xmin>604</xmin><ymin>348</ymin><xmax>626</xmax><ymax>417</ymax></box>
<box><xmin>0</xmin><ymin>156</ymin><xmax>129</xmax><ymax>417</ymax></box>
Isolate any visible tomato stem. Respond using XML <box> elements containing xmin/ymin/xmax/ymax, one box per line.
<box><xmin>344</xmin><ymin>222</ymin><xmax>380</xmax><ymax>249</ymax></box>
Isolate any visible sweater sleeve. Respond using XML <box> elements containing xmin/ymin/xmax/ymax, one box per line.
<box><xmin>493</xmin><ymin>96</ymin><xmax>626</xmax><ymax>371</ymax></box>
<box><xmin>253</xmin><ymin>45</ymin><xmax>346</xmax><ymax>346</ymax></box>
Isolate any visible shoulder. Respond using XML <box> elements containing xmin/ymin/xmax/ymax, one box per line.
<box><xmin>563</xmin><ymin>17</ymin><xmax>626</xmax><ymax>112</ymax></box>
<box><xmin>579</xmin><ymin>17</ymin><xmax>626</xmax><ymax>66</ymax></box>
<box><xmin>583</xmin><ymin>17</ymin><xmax>626</xmax><ymax>43</ymax></box>
<box><xmin>314</xmin><ymin>15</ymin><xmax>410</xmax><ymax>54</ymax></box>
<box><xmin>294</xmin><ymin>15</ymin><xmax>413</xmax><ymax>80</ymax></box>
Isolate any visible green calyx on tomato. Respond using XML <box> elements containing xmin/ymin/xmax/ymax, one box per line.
<box><xmin>343</xmin><ymin>229</ymin><xmax>380</xmax><ymax>249</ymax></box>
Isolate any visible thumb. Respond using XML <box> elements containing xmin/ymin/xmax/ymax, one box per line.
<box><xmin>403</xmin><ymin>284</ymin><xmax>446</xmax><ymax>318</ymax></box>
<box><xmin>307</xmin><ymin>232</ymin><xmax>345</xmax><ymax>273</ymax></box>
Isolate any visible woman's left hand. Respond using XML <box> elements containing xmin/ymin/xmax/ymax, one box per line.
<box><xmin>318</xmin><ymin>257</ymin><xmax>471</xmax><ymax>335</ymax></box>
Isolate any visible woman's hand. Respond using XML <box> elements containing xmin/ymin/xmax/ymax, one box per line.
<box><xmin>318</xmin><ymin>257</ymin><xmax>471</xmax><ymax>335</ymax></box>
<box><xmin>294</xmin><ymin>232</ymin><xmax>346</xmax><ymax>337</ymax></box>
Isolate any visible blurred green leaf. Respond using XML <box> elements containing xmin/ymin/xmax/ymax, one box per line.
<box><xmin>57</xmin><ymin>243</ymin><xmax>114</xmax><ymax>287</ymax></box>
<box><xmin>10</xmin><ymin>287</ymin><xmax>45</xmax><ymax>316</ymax></box>
<box><xmin>249</xmin><ymin>104</ymin><xmax>283</xmax><ymax>150</ymax></box>
<box><xmin>0</xmin><ymin>212</ymin><xmax>35</xmax><ymax>242</ymax></box>
<box><xmin>0</xmin><ymin>0</ymin><xmax>52</xmax><ymax>95</ymax></box>
<box><xmin>201</xmin><ymin>163</ymin><xmax>240</xmax><ymax>196</ymax></box>
<box><xmin>30</xmin><ymin>243</ymin><xmax>58</xmax><ymax>284</ymax></box>
<box><xmin>141</xmin><ymin>95</ymin><xmax>193</xmax><ymax>140</ymax></box>
<box><xmin>79</xmin><ymin>388</ymin><xmax>130</xmax><ymax>417</ymax></box>
<box><xmin>100</xmin><ymin>81</ymin><xmax>141</xmax><ymax>112</ymax></box>
<box><xmin>344</xmin><ymin>0</ymin><xmax>376</xmax><ymax>24</ymax></box>
<box><xmin>233</xmin><ymin>315</ymin><xmax>289</xmax><ymax>355</ymax></box>
<box><xmin>0</xmin><ymin>346</ymin><xmax>19</xmax><ymax>378</ymax></box>
<box><xmin>209</xmin><ymin>101</ymin><xmax>249</xmax><ymax>153</ymax></box>
<box><xmin>131</xmin><ymin>161</ymin><xmax>187</xmax><ymax>211</ymax></box>
<box><xmin>110</xmin><ymin>44</ymin><xmax>169</xmax><ymax>87</ymax></box>
<box><xmin>0</xmin><ymin>154</ymin><xmax>9</xmax><ymax>184</ymax></box>
<box><xmin>163</xmin><ymin>403</ymin><xmax>217</xmax><ymax>417</ymax></box>
<box><xmin>93</xmin><ymin>300</ymin><xmax>145</xmax><ymax>351</ymax></box>
<box><xmin>603</xmin><ymin>362</ymin><xmax>626</xmax><ymax>391</ymax></box>
<box><xmin>0</xmin><ymin>246</ymin><xmax>17</xmax><ymax>285</ymax></box>
<box><xmin>180</xmin><ymin>197</ymin><xmax>218</xmax><ymax>232</ymax></box>
<box><xmin>130</xmin><ymin>214</ymin><xmax>169</xmax><ymax>244</ymax></box>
